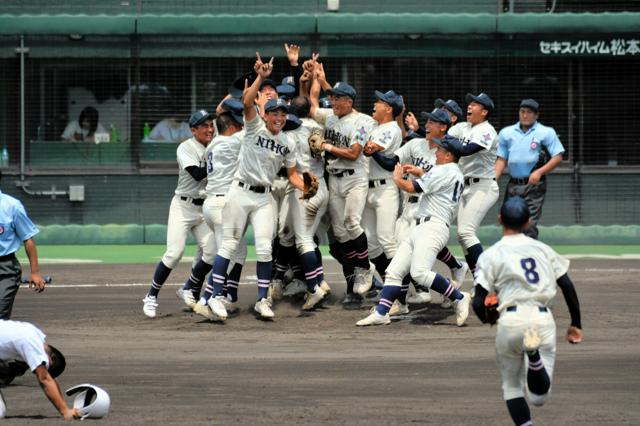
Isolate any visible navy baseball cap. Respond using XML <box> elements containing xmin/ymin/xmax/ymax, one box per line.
<box><xmin>465</xmin><ymin>92</ymin><xmax>495</xmax><ymax>111</ymax></box>
<box><xmin>229</xmin><ymin>72</ymin><xmax>254</xmax><ymax>99</ymax></box>
<box><xmin>221</xmin><ymin>98</ymin><xmax>244</xmax><ymax>124</ymax></box>
<box><xmin>435</xmin><ymin>98</ymin><xmax>464</xmax><ymax>121</ymax></box>
<box><xmin>264</xmin><ymin>98</ymin><xmax>289</xmax><ymax>113</ymax></box>
<box><xmin>520</xmin><ymin>98</ymin><xmax>539</xmax><ymax>112</ymax></box>
<box><xmin>328</xmin><ymin>82</ymin><xmax>356</xmax><ymax>100</ymax></box>
<box><xmin>281</xmin><ymin>76</ymin><xmax>296</xmax><ymax>87</ymax></box>
<box><xmin>260</xmin><ymin>79</ymin><xmax>278</xmax><ymax>92</ymax></box>
<box><xmin>277</xmin><ymin>84</ymin><xmax>296</xmax><ymax>100</ymax></box>
<box><xmin>420</xmin><ymin>108</ymin><xmax>451</xmax><ymax>126</ymax></box>
<box><xmin>283</xmin><ymin>113</ymin><xmax>302</xmax><ymax>131</ymax></box>
<box><xmin>319</xmin><ymin>97</ymin><xmax>331</xmax><ymax>108</ymax></box>
<box><xmin>189</xmin><ymin>110</ymin><xmax>213</xmax><ymax>128</ymax></box>
<box><xmin>374</xmin><ymin>90</ymin><xmax>404</xmax><ymax>117</ymax></box>
<box><xmin>500</xmin><ymin>196</ymin><xmax>531</xmax><ymax>229</ymax></box>
<box><xmin>432</xmin><ymin>135</ymin><xmax>464</xmax><ymax>159</ymax></box>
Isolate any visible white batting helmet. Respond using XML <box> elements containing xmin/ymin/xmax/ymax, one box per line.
<box><xmin>65</xmin><ymin>384</ymin><xmax>110</xmax><ymax>419</ymax></box>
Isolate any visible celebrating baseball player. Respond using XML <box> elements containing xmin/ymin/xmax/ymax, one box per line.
<box><xmin>142</xmin><ymin>110</ymin><xmax>215</xmax><ymax>318</ymax></box>
<box><xmin>356</xmin><ymin>135</ymin><xmax>471</xmax><ymax>326</ymax></box>
<box><xmin>309</xmin><ymin>63</ymin><xmax>376</xmax><ymax>301</ymax></box>
<box><xmin>195</xmin><ymin>54</ymin><xmax>313</xmax><ymax>320</ymax></box>
<box><xmin>471</xmin><ymin>196</ymin><xmax>582</xmax><ymax>425</ymax></box>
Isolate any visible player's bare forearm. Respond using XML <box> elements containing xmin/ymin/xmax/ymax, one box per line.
<box><xmin>286</xmin><ymin>167</ymin><xmax>305</xmax><ymax>191</ymax></box>
<box><xmin>393</xmin><ymin>176</ymin><xmax>415</xmax><ymax>193</ymax></box>
<box><xmin>24</xmin><ymin>239</ymin><xmax>46</xmax><ymax>291</ymax></box>
<box><xmin>35</xmin><ymin>366</ymin><xmax>78</xmax><ymax>420</ymax></box>
<box><xmin>536</xmin><ymin>154</ymin><xmax>563</xmax><ymax>176</ymax></box>
<box><xmin>323</xmin><ymin>143</ymin><xmax>361</xmax><ymax>161</ymax></box>
<box><xmin>495</xmin><ymin>157</ymin><xmax>507</xmax><ymax>180</ymax></box>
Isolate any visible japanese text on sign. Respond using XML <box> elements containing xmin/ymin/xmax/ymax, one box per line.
<box><xmin>540</xmin><ymin>39</ymin><xmax>640</xmax><ymax>56</ymax></box>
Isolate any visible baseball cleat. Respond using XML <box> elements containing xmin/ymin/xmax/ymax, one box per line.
<box><xmin>389</xmin><ymin>300</ymin><xmax>410</xmax><ymax>317</ymax></box>
<box><xmin>319</xmin><ymin>280</ymin><xmax>331</xmax><ymax>294</ymax></box>
<box><xmin>254</xmin><ymin>298</ymin><xmax>275</xmax><ymax>319</ymax></box>
<box><xmin>453</xmin><ymin>291</ymin><xmax>471</xmax><ymax>326</ymax></box>
<box><xmin>193</xmin><ymin>301</ymin><xmax>215</xmax><ymax>320</ymax></box>
<box><xmin>221</xmin><ymin>296</ymin><xmax>239</xmax><ymax>314</ymax></box>
<box><xmin>356</xmin><ymin>310</ymin><xmax>391</xmax><ymax>326</ymax></box>
<box><xmin>302</xmin><ymin>285</ymin><xmax>327</xmax><ymax>310</ymax></box>
<box><xmin>176</xmin><ymin>287</ymin><xmax>196</xmax><ymax>309</ymax></box>
<box><xmin>269</xmin><ymin>279</ymin><xmax>284</xmax><ymax>301</ymax></box>
<box><xmin>142</xmin><ymin>295</ymin><xmax>158</xmax><ymax>318</ymax></box>
<box><xmin>282</xmin><ymin>279</ymin><xmax>306</xmax><ymax>297</ymax></box>
<box><xmin>353</xmin><ymin>264</ymin><xmax>375</xmax><ymax>295</ymax></box>
<box><xmin>207</xmin><ymin>296</ymin><xmax>228</xmax><ymax>320</ymax></box>
<box><xmin>341</xmin><ymin>292</ymin><xmax>362</xmax><ymax>305</ymax></box>
<box><xmin>407</xmin><ymin>286</ymin><xmax>432</xmax><ymax>305</ymax></box>
<box><xmin>452</xmin><ymin>262</ymin><xmax>469</xmax><ymax>287</ymax></box>
<box><xmin>523</xmin><ymin>327</ymin><xmax>541</xmax><ymax>353</ymax></box>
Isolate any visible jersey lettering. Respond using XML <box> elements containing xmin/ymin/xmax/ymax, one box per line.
<box><xmin>324</xmin><ymin>128</ymin><xmax>349</xmax><ymax>147</ymax></box>
<box><xmin>452</xmin><ymin>180</ymin><xmax>464</xmax><ymax>202</ymax></box>
<box><xmin>255</xmin><ymin>136</ymin><xmax>291</xmax><ymax>156</ymax></box>
<box><xmin>520</xmin><ymin>258</ymin><xmax>540</xmax><ymax>284</ymax></box>
<box><xmin>206</xmin><ymin>151</ymin><xmax>214</xmax><ymax>174</ymax></box>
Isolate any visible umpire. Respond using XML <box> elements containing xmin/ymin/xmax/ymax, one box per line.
<box><xmin>496</xmin><ymin>99</ymin><xmax>564</xmax><ymax>239</ymax></box>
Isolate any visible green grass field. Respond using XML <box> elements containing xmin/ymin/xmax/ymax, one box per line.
<box><xmin>15</xmin><ymin>244</ymin><xmax>640</xmax><ymax>264</ymax></box>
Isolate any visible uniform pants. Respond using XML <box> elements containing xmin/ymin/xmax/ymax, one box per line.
<box><xmin>327</xmin><ymin>174</ymin><xmax>368</xmax><ymax>243</ymax></box>
<box><xmin>202</xmin><ymin>194</ymin><xmax>247</xmax><ymax>266</ymax></box>
<box><xmin>280</xmin><ymin>180</ymin><xmax>329</xmax><ymax>254</ymax></box>
<box><xmin>496</xmin><ymin>305</ymin><xmax>556</xmax><ymax>405</ymax></box>
<box><xmin>362</xmin><ymin>183</ymin><xmax>399</xmax><ymax>259</ymax></box>
<box><xmin>457</xmin><ymin>179</ymin><xmax>499</xmax><ymax>249</ymax></box>
<box><xmin>504</xmin><ymin>180</ymin><xmax>547</xmax><ymax>240</ymax></box>
<box><xmin>0</xmin><ymin>255</ymin><xmax>21</xmax><ymax>319</ymax></box>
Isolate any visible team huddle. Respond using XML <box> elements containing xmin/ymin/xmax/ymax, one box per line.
<box><xmin>139</xmin><ymin>46</ymin><xmax>583</xmax><ymax>425</ymax></box>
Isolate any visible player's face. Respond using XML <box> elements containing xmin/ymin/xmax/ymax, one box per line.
<box><xmin>467</xmin><ymin>101</ymin><xmax>488</xmax><ymax>125</ymax></box>
<box><xmin>519</xmin><ymin>107</ymin><xmax>538</xmax><ymax>128</ymax></box>
<box><xmin>265</xmin><ymin>109</ymin><xmax>287</xmax><ymax>134</ymax></box>
<box><xmin>435</xmin><ymin>146</ymin><xmax>453</xmax><ymax>164</ymax></box>
<box><xmin>191</xmin><ymin>120</ymin><xmax>215</xmax><ymax>145</ymax></box>
<box><xmin>372</xmin><ymin>100</ymin><xmax>391</xmax><ymax>122</ymax></box>
<box><xmin>260</xmin><ymin>86</ymin><xmax>278</xmax><ymax>100</ymax></box>
<box><xmin>443</xmin><ymin>108</ymin><xmax>457</xmax><ymax>125</ymax></box>
<box><xmin>329</xmin><ymin>95</ymin><xmax>353</xmax><ymax>117</ymax></box>
<box><xmin>425</xmin><ymin>119</ymin><xmax>447</xmax><ymax>140</ymax></box>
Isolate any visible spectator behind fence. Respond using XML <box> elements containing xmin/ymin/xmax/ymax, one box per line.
<box><xmin>61</xmin><ymin>106</ymin><xmax>106</xmax><ymax>143</ymax></box>
<box><xmin>147</xmin><ymin>117</ymin><xmax>192</xmax><ymax>143</ymax></box>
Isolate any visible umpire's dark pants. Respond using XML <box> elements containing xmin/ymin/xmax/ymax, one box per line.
<box><xmin>0</xmin><ymin>253</ymin><xmax>22</xmax><ymax>319</ymax></box>
<box><xmin>503</xmin><ymin>178</ymin><xmax>547</xmax><ymax>240</ymax></box>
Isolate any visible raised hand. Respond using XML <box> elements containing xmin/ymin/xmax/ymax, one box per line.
<box><xmin>255</xmin><ymin>52</ymin><xmax>274</xmax><ymax>79</ymax></box>
<box><xmin>284</xmin><ymin>43</ymin><xmax>300</xmax><ymax>66</ymax></box>
<box><xmin>405</xmin><ymin>112</ymin><xmax>419</xmax><ymax>132</ymax></box>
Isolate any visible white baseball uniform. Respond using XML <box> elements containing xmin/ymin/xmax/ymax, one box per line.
<box><xmin>202</xmin><ymin>131</ymin><xmax>248</xmax><ymax>266</ymax></box>
<box><xmin>362</xmin><ymin>120</ymin><xmax>402</xmax><ymax>259</ymax></box>
<box><xmin>475</xmin><ymin>234</ymin><xmax>570</xmax><ymax>403</ymax></box>
<box><xmin>218</xmin><ymin>114</ymin><xmax>297</xmax><ymax>263</ymax></box>
<box><xmin>161</xmin><ymin>137</ymin><xmax>213</xmax><ymax>269</ymax></box>
<box><xmin>314</xmin><ymin>108</ymin><xmax>374</xmax><ymax>243</ymax></box>
<box><xmin>385</xmin><ymin>162</ymin><xmax>464</xmax><ymax>288</ymax></box>
<box><xmin>450</xmin><ymin>120</ymin><xmax>499</xmax><ymax>249</ymax></box>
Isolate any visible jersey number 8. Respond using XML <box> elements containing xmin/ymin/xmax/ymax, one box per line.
<box><xmin>520</xmin><ymin>258</ymin><xmax>540</xmax><ymax>284</ymax></box>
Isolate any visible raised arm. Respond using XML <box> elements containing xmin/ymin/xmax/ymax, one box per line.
<box><xmin>243</xmin><ymin>52</ymin><xmax>273</xmax><ymax>122</ymax></box>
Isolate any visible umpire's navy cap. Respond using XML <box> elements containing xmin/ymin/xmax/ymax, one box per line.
<box><xmin>432</xmin><ymin>135</ymin><xmax>464</xmax><ymax>159</ymax></box>
<box><xmin>221</xmin><ymin>98</ymin><xmax>244</xmax><ymax>124</ymax></box>
<box><xmin>283</xmin><ymin>114</ymin><xmax>302</xmax><ymax>131</ymax></box>
<box><xmin>420</xmin><ymin>108</ymin><xmax>451</xmax><ymax>126</ymax></box>
<box><xmin>189</xmin><ymin>110</ymin><xmax>213</xmax><ymax>128</ymax></box>
<box><xmin>327</xmin><ymin>82</ymin><xmax>356</xmax><ymax>100</ymax></box>
<box><xmin>276</xmin><ymin>84</ymin><xmax>296</xmax><ymax>100</ymax></box>
<box><xmin>374</xmin><ymin>90</ymin><xmax>404</xmax><ymax>117</ymax></box>
<box><xmin>264</xmin><ymin>98</ymin><xmax>289</xmax><ymax>113</ymax></box>
<box><xmin>520</xmin><ymin>98</ymin><xmax>539</xmax><ymax>112</ymax></box>
<box><xmin>435</xmin><ymin>98</ymin><xmax>464</xmax><ymax>121</ymax></box>
<box><xmin>500</xmin><ymin>196</ymin><xmax>531</xmax><ymax>229</ymax></box>
<box><xmin>282</xmin><ymin>76</ymin><xmax>296</xmax><ymax>87</ymax></box>
<box><xmin>465</xmin><ymin>92</ymin><xmax>495</xmax><ymax>111</ymax></box>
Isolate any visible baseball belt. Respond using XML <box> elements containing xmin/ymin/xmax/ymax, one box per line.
<box><xmin>407</xmin><ymin>196</ymin><xmax>419</xmax><ymax>203</ymax></box>
<box><xmin>331</xmin><ymin>169</ymin><xmax>355</xmax><ymax>178</ymax></box>
<box><xmin>237</xmin><ymin>181</ymin><xmax>271</xmax><ymax>193</ymax></box>
<box><xmin>464</xmin><ymin>177</ymin><xmax>496</xmax><ymax>186</ymax></box>
<box><xmin>180</xmin><ymin>196</ymin><xmax>205</xmax><ymax>206</ymax></box>
<box><xmin>506</xmin><ymin>306</ymin><xmax>548</xmax><ymax>312</ymax></box>
<box><xmin>415</xmin><ymin>216</ymin><xmax>449</xmax><ymax>228</ymax></box>
<box><xmin>368</xmin><ymin>179</ymin><xmax>387</xmax><ymax>188</ymax></box>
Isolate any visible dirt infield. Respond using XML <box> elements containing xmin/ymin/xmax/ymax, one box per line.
<box><xmin>3</xmin><ymin>258</ymin><xmax>639</xmax><ymax>425</ymax></box>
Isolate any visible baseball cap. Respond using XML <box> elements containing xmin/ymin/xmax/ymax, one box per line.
<box><xmin>281</xmin><ymin>76</ymin><xmax>296</xmax><ymax>87</ymax></box>
<box><xmin>283</xmin><ymin>114</ymin><xmax>302</xmax><ymax>131</ymax></box>
<box><xmin>276</xmin><ymin>84</ymin><xmax>296</xmax><ymax>100</ymax></box>
<box><xmin>327</xmin><ymin>82</ymin><xmax>357</xmax><ymax>100</ymax></box>
<box><xmin>264</xmin><ymin>98</ymin><xmax>289</xmax><ymax>113</ymax></box>
<box><xmin>465</xmin><ymin>92</ymin><xmax>495</xmax><ymax>111</ymax></box>
<box><xmin>260</xmin><ymin>79</ymin><xmax>278</xmax><ymax>92</ymax></box>
<box><xmin>189</xmin><ymin>110</ymin><xmax>213</xmax><ymax>128</ymax></box>
<box><xmin>432</xmin><ymin>135</ymin><xmax>464</xmax><ymax>159</ymax></box>
<box><xmin>229</xmin><ymin>72</ymin><xmax>254</xmax><ymax>99</ymax></box>
<box><xmin>520</xmin><ymin>98</ymin><xmax>539</xmax><ymax>112</ymax></box>
<box><xmin>374</xmin><ymin>90</ymin><xmax>404</xmax><ymax>117</ymax></box>
<box><xmin>420</xmin><ymin>108</ymin><xmax>451</xmax><ymax>126</ymax></box>
<box><xmin>221</xmin><ymin>98</ymin><xmax>244</xmax><ymax>124</ymax></box>
<box><xmin>434</xmin><ymin>98</ymin><xmax>464</xmax><ymax>121</ymax></box>
<box><xmin>500</xmin><ymin>196</ymin><xmax>531</xmax><ymax>229</ymax></box>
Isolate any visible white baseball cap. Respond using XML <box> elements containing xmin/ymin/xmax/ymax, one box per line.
<box><xmin>66</xmin><ymin>384</ymin><xmax>111</xmax><ymax>419</ymax></box>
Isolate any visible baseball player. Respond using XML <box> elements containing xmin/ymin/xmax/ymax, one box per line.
<box><xmin>309</xmin><ymin>66</ymin><xmax>376</xmax><ymax>298</ymax></box>
<box><xmin>142</xmin><ymin>110</ymin><xmax>215</xmax><ymax>318</ymax></box>
<box><xmin>177</xmin><ymin>99</ymin><xmax>248</xmax><ymax>316</ymax></box>
<box><xmin>357</xmin><ymin>135</ymin><xmax>471</xmax><ymax>326</ymax></box>
<box><xmin>496</xmin><ymin>99</ymin><xmax>565</xmax><ymax>240</ymax></box>
<box><xmin>471</xmin><ymin>196</ymin><xmax>583</xmax><ymax>425</ymax></box>
<box><xmin>196</xmin><ymin>55</ymin><xmax>309</xmax><ymax>320</ymax></box>
<box><xmin>435</xmin><ymin>98</ymin><xmax>465</xmax><ymax>127</ymax></box>
<box><xmin>448</xmin><ymin>92</ymin><xmax>500</xmax><ymax>279</ymax></box>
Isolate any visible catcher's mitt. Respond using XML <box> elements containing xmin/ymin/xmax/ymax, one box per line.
<box><xmin>484</xmin><ymin>292</ymin><xmax>500</xmax><ymax>325</ymax></box>
<box><xmin>301</xmin><ymin>171</ymin><xmax>319</xmax><ymax>200</ymax></box>
<box><xmin>308</xmin><ymin>129</ymin><xmax>325</xmax><ymax>158</ymax></box>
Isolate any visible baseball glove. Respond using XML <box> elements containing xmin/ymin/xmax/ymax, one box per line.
<box><xmin>484</xmin><ymin>292</ymin><xmax>500</xmax><ymax>325</ymax></box>
<box><xmin>301</xmin><ymin>171</ymin><xmax>319</xmax><ymax>200</ymax></box>
<box><xmin>308</xmin><ymin>129</ymin><xmax>325</xmax><ymax>158</ymax></box>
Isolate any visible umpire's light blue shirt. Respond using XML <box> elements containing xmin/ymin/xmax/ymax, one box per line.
<box><xmin>497</xmin><ymin>121</ymin><xmax>565</xmax><ymax>178</ymax></box>
<box><xmin>0</xmin><ymin>190</ymin><xmax>38</xmax><ymax>256</ymax></box>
